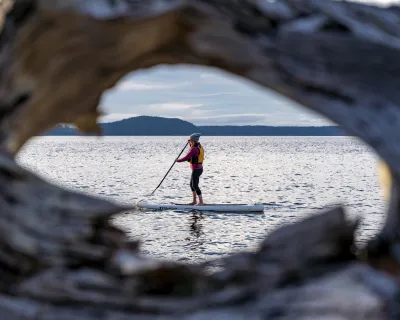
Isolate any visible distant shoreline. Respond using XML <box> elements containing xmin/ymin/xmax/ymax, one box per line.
<box><xmin>43</xmin><ymin>115</ymin><xmax>349</xmax><ymax>136</ymax></box>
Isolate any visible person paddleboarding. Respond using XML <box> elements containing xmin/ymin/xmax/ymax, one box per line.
<box><xmin>175</xmin><ymin>133</ymin><xmax>205</xmax><ymax>206</ymax></box>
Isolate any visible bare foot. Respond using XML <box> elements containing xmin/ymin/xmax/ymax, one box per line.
<box><xmin>195</xmin><ymin>202</ymin><xmax>204</xmax><ymax>206</ymax></box>
<box><xmin>188</xmin><ymin>202</ymin><xmax>197</xmax><ymax>205</ymax></box>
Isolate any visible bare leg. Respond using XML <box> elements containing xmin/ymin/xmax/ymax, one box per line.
<box><xmin>189</xmin><ymin>191</ymin><xmax>197</xmax><ymax>205</ymax></box>
<box><xmin>195</xmin><ymin>194</ymin><xmax>204</xmax><ymax>206</ymax></box>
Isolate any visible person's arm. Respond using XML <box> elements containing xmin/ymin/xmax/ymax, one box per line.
<box><xmin>176</xmin><ymin>147</ymin><xmax>196</xmax><ymax>162</ymax></box>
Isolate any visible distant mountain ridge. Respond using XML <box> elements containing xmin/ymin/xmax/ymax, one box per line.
<box><xmin>43</xmin><ymin>116</ymin><xmax>347</xmax><ymax>136</ymax></box>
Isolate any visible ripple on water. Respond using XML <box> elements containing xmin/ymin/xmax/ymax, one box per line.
<box><xmin>17</xmin><ymin>136</ymin><xmax>386</xmax><ymax>264</ymax></box>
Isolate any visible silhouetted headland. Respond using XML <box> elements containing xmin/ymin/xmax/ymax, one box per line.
<box><xmin>43</xmin><ymin>116</ymin><xmax>348</xmax><ymax>136</ymax></box>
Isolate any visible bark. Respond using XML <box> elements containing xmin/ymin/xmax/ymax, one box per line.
<box><xmin>0</xmin><ymin>0</ymin><xmax>400</xmax><ymax>318</ymax></box>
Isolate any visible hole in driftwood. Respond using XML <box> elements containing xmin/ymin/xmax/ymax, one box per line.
<box><xmin>16</xmin><ymin>64</ymin><xmax>385</xmax><ymax>266</ymax></box>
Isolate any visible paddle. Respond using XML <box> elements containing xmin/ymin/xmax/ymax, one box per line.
<box><xmin>149</xmin><ymin>141</ymin><xmax>189</xmax><ymax>196</ymax></box>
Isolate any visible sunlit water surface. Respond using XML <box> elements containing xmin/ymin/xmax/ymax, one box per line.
<box><xmin>17</xmin><ymin>136</ymin><xmax>386</xmax><ymax>264</ymax></box>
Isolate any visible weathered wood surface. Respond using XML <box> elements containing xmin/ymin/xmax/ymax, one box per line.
<box><xmin>0</xmin><ymin>0</ymin><xmax>400</xmax><ymax>318</ymax></box>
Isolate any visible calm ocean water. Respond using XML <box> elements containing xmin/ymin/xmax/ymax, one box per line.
<box><xmin>17</xmin><ymin>136</ymin><xmax>386</xmax><ymax>264</ymax></box>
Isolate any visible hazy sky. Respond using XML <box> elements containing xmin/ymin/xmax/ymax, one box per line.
<box><xmin>99</xmin><ymin>0</ymin><xmax>398</xmax><ymax>126</ymax></box>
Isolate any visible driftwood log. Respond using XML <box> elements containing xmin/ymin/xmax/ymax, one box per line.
<box><xmin>1</xmin><ymin>0</ymin><xmax>400</xmax><ymax>318</ymax></box>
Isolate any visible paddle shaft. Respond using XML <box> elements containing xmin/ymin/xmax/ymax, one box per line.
<box><xmin>150</xmin><ymin>141</ymin><xmax>189</xmax><ymax>196</ymax></box>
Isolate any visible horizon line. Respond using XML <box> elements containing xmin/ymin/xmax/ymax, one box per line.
<box><xmin>60</xmin><ymin>115</ymin><xmax>339</xmax><ymax>128</ymax></box>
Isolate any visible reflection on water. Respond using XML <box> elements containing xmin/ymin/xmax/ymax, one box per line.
<box><xmin>17</xmin><ymin>136</ymin><xmax>386</xmax><ymax>264</ymax></box>
<box><xmin>182</xmin><ymin>212</ymin><xmax>206</xmax><ymax>257</ymax></box>
<box><xmin>188</xmin><ymin>211</ymin><xmax>204</xmax><ymax>239</ymax></box>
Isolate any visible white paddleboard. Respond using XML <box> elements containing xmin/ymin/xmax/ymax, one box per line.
<box><xmin>136</xmin><ymin>202</ymin><xmax>264</xmax><ymax>213</ymax></box>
